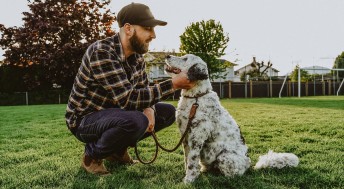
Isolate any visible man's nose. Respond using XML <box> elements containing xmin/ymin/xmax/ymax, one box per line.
<box><xmin>151</xmin><ymin>29</ymin><xmax>156</xmax><ymax>39</ymax></box>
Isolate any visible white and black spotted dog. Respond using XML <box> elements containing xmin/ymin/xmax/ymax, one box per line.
<box><xmin>165</xmin><ymin>54</ymin><xmax>250</xmax><ymax>183</ymax></box>
<box><xmin>165</xmin><ymin>54</ymin><xmax>299</xmax><ymax>183</ymax></box>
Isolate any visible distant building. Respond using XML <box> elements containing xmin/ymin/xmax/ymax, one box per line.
<box><xmin>301</xmin><ymin>66</ymin><xmax>331</xmax><ymax>75</ymax></box>
<box><xmin>211</xmin><ymin>59</ymin><xmax>238</xmax><ymax>82</ymax></box>
<box><xmin>235</xmin><ymin>57</ymin><xmax>279</xmax><ymax>80</ymax></box>
<box><xmin>235</xmin><ymin>64</ymin><xmax>279</xmax><ymax>77</ymax></box>
<box><xmin>144</xmin><ymin>51</ymin><xmax>181</xmax><ymax>82</ymax></box>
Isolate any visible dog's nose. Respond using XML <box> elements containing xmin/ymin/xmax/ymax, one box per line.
<box><xmin>166</xmin><ymin>55</ymin><xmax>171</xmax><ymax>59</ymax></box>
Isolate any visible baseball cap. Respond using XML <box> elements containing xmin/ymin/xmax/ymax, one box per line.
<box><xmin>117</xmin><ymin>3</ymin><xmax>167</xmax><ymax>27</ymax></box>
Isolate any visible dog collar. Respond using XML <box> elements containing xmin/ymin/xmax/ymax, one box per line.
<box><xmin>182</xmin><ymin>91</ymin><xmax>210</xmax><ymax>104</ymax></box>
<box><xmin>182</xmin><ymin>91</ymin><xmax>209</xmax><ymax>99</ymax></box>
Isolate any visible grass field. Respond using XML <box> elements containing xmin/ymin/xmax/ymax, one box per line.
<box><xmin>0</xmin><ymin>96</ymin><xmax>343</xmax><ymax>189</ymax></box>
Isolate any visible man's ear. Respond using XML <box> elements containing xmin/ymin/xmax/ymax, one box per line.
<box><xmin>123</xmin><ymin>23</ymin><xmax>134</xmax><ymax>36</ymax></box>
<box><xmin>187</xmin><ymin>63</ymin><xmax>209</xmax><ymax>82</ymax></box>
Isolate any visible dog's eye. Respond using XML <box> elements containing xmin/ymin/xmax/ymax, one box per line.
<box><xmin>183</xmin><ymin>57</ymin><xmax>188</xmax><ymax>61</ymax></box>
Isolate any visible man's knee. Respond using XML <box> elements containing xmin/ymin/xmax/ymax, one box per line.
<box><xmin>156</xmin><ymin>103</ymin><xmax>176</xmax><ymax>126</ymax></box>
<box><xmin>120</xmin><ymin>111</ymin><xmax>148</xmax><ymax>136</ymax></box>
<box><xmin>157</xmin><ymin>102</ymin><xmax>175</xmax><ymax>113</ymax></box>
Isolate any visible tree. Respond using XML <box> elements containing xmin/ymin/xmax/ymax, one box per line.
<box><xmin>179</xmin><ymin>19</ymin><xmax>230</xmax><ymax>80</ymax></box>
<box><xmin>333</xmin><ymin>51</ymin><xmax>344</xmax><ymax>79</ymax></box>
<box><xmin>0</xmin><ymin>0</ymin><xmax>116</xmax><ymax>90</ymax></box>
<box><xmin>240</xmin><ymin>57</ymin><xmax>273</xmax><ymax>81</ymax></box>
<box><xmin>290</xmin><ymin>65</ymin><xmax>311</xmax><ymax>82</ymax></box>
<box><xmin>0</xmin><ymin>65</ymin><xmax>26</xmax><ymax>92</ymax></box>
<box><xmin>251</xmin><ymin>60</ymin><xmax>272</xmax><ymax>78</ymax></box>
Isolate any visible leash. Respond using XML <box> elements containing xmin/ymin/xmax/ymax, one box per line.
<box><xmin>134</xmin><ymin>92</ymin><xmax>208</xmax><ymax>164</ymax></box>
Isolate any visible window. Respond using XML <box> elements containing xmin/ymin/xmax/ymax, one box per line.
<box><xmin>158</xmin><ymin>65</ymin><xmax>165</xmax><ymax>75</ymax></box>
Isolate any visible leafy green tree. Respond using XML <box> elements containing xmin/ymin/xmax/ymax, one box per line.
<box><xmin>290</xmin><ymin>65</ymin><xmax>311</xmax><ymax>82</ymax></box>
<box><xmin>333</xmin><ymin>51</ymin><xmax>344</xmax><ymax>79</ymax></box>
<box><xmin>0</xmin><ymin>0</ymin><xmax>116</xmax><ymax>91</ymax></box>
<box><xmin>179</xmin><ymin>19</ymin><xmax>230</xmax><ymax>80</ymax></box>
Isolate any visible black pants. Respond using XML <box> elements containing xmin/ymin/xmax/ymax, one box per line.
<box><xmin>74</xmin><ymin>103</ymin><xmax>176</xmax><ymax>159</ymax></box>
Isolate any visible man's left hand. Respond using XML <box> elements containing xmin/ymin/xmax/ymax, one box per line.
<box><xmin>143</xmin><ymin>107</ymin><xmax>155</xmax><ymax>133</ymax></box>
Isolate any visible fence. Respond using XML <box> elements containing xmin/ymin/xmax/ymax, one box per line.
<box><xmin>211</xmin><ymin>80</ymin><xmax>344</xmax><ymax>98</ymax></box>
<box><xmin>0</xmin><ymin>80</ymin><xmax>343</xmax><ymax>106</ymax></box>
<box><xmin>0</xmin><ymin>90</ymin><xmax>70</xmax><ymax>106</ymax></box>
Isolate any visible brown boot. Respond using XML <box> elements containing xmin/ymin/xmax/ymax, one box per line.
<box><xmin>106</xmin><ymin>149</ymin><xmax>138</xmax><ymax>165</ymax></box>
<box><xmin>81</xmin><ymin>154</ymin><xmax>110</xmax><ymax>176</ymax></box>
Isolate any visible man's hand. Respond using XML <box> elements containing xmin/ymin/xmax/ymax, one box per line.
<box><xmin>172</xmin><ymin>71</ymin><xmax>196</xmax><ymax>90</ymax></box>
<box><xmin>143</xmin><ymin>107</ymin><xmax>155</xmax><ymax>133</ymax></box>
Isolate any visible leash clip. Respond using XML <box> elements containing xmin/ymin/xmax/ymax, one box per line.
<box><xmin>189</xmin><ymin>102</ymin><xmax>199</xmax><ymax>119</ymax></box>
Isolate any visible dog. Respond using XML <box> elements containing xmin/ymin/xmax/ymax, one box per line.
<box><xmin>165</xmin><ymin>54</ymin><xmax>299</xmax><ymax>183</ymax></box>
<box><xmin>165</xmin><ymin>54</ymin><xmax>251</xmax><ymax>183</ymax></box>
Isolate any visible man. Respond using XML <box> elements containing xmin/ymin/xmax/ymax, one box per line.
<box><xmin>65</xmin><ymin>2</ymin><xmax>194</xmax><ymax>175</ymax></box>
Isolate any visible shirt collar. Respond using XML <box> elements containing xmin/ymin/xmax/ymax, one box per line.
<box><xmin>113</xmin><ymin>33</ymin><xmax>126</xmax><ymax>62</ymax></box>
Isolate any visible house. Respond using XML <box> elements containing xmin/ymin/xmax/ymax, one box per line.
<box><xmin>235</xmin><ymin>57</ymin><xmax>279</xmax><ymax>81</ymax></box>
<box><xmin>211</xmin><ymin>59</ymin><xmax>238</xmax><ymax>82</ymax></box>
<box><xmin>144</xmin><ymin>51</ymin><xmax>238</xmax><ymax>82</ymax></box>
<box><xmin>144</xmin><ymin>51</ymin><xmax>181</xmax><ymax>82</ymax></box>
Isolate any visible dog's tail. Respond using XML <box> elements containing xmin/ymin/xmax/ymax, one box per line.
<box><xmin>254</xmin><ymin>150</ymin><xmax>299</xmax><ymax>169</ymax></box>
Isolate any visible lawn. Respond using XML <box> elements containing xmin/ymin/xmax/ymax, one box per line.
<box><xmin>0</xmin><ymin>96</ymin><xmax>343</xmax><ymax>189</ymax></box>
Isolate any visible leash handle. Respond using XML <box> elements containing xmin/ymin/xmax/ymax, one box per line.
<box><xmin>134</xmin><ymin>134</ymin><xmax>159</xmax><ymax>164</ymax></box>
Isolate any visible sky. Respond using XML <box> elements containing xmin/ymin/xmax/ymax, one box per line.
<box><xmin>0</xmin><ymin>0</ymin><xmax>343</xmax><ymax>75</ymax></box>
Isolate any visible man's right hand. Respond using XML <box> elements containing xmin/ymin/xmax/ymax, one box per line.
<box><xmin>171</xmin><ymin>71</ymin><xmax>195</xmax><ymax>90</ymax></box>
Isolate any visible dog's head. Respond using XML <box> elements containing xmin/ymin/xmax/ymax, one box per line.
<box><xmin>165</xmin><ymin>54</ymin><xmax>209</xmax><ymax>82</ymax></box>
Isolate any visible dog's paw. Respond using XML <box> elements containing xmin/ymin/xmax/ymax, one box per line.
<box><xmin>200</xmin><ymin>166</ymin><xmax>208</xmax><ymax>173</ymax></box>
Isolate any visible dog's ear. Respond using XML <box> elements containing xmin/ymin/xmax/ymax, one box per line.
<box><xmin>187</xmin><ymin>63</ymin><xmax>209</xmax><ymax>81</ymax></box>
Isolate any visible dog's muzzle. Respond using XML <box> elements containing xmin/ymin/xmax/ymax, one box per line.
<box><xmin>165</xmin><ymin>65</ymin><xmax>181</xmax><ymax>74</ymax></box>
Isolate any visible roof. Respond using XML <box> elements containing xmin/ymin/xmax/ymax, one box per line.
<box><xmin>236</xmin><ymin>64</ymin><xmax>280</xmax><ymax>72</ymax></box>
<box><xmin>218</xmin><ymin>59</ymin><xmax>238</xmax><ymax>67</ymax></box>
<box><xmin>301</xmin><ymin>66</ymin><xmax>331</xmax><ymax>74</ymax></box>
<box><xmin>235</xmin><ymin>56</ymin><xmax>279</xmax><ymax>72</ymax></box>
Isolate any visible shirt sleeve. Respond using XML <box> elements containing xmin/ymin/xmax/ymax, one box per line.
<box><xmin>89</xmin><ymin>49</ymin><xmax>175</xmax><ymax>110</ymax></box>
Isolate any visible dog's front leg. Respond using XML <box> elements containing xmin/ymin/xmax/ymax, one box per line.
<box><xmin>182</xmin><ymin>138</ymin><xmax>190</xmax><ymax>170</ymax></box>
<box><xmin>184</xmin><ymin>138</ymin><xmax>203</xmax><ymax>183</ymax></box>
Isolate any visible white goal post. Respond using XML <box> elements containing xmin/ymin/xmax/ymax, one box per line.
<box><xmin>337</xmin><ymin>78</ymin><xmax>344</xmax><ymax>96</ymax></box>
<box><xmin>298</xmin><ymin>68</ymin><xmax>344</xmax><ymax>97</ymax></box>
<box><xmin>279</xmin><ymin>68</ymin><xmax>344</xmax><ymax>98</ymax></box>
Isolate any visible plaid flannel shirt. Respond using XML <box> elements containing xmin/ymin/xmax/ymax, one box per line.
<box><xmin>65</xmin><ymin>33</ymin><xmax>175</xmax><ymax>129</ymax></box>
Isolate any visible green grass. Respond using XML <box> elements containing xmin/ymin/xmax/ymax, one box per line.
<box><xmin>0</xmin><ymin>96</ymin><xmax>343</xmax><ymax>189</ymax></box>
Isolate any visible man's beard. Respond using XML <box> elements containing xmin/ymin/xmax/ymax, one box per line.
<box><xmin>129</xmin><ymin>30</ymin><xmax>149</xmax><ymax>54</ymax></box>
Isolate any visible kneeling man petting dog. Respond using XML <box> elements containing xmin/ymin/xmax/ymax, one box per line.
<box><xmin>165</xmin><ymin>54</ymin><xmax>299</xmax><ymax>183</ymax></box>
